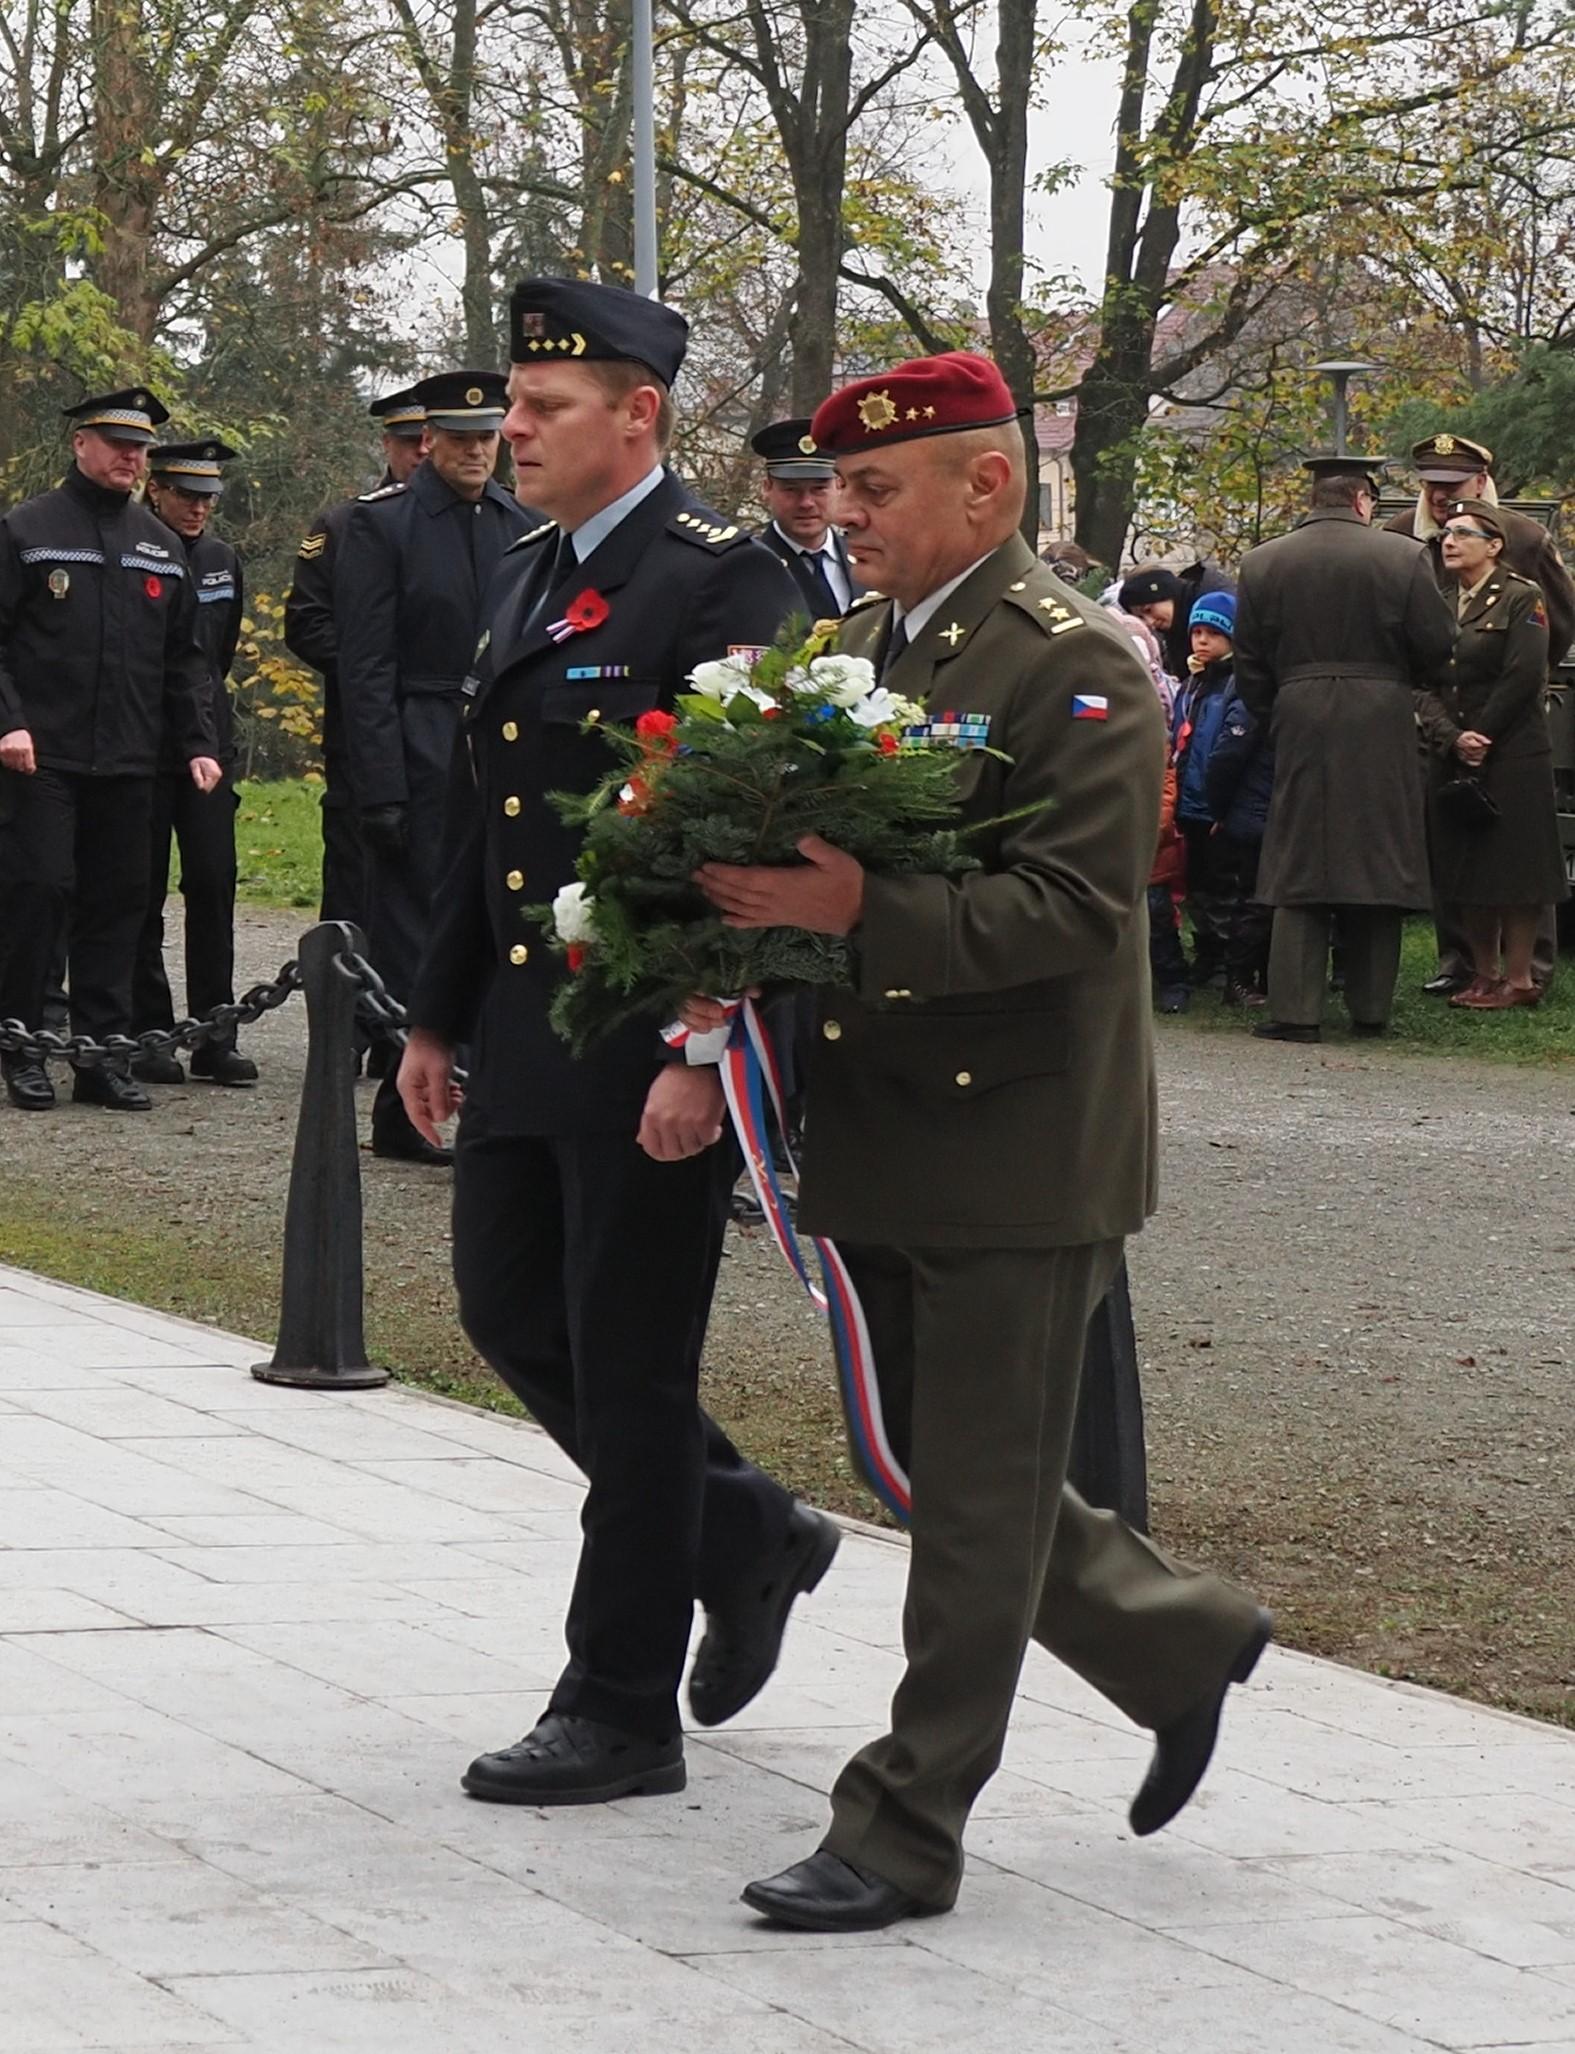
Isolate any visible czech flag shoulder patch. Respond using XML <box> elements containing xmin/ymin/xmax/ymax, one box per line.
<box><xmin>1071</xmin><ymin>694</ymin><xmax>1109</xmax><ymax>721</ymax></box>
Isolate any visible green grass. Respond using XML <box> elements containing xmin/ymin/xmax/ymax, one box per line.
<box><xmin>1166</xmin><ymin>917</ymin><xmax>1575</xmax><ymax>1066</ymax></box>
<box><xmin>233</xmin><ymin>778</ymin><xmax>327</xmax><ymax>911</ymax></box>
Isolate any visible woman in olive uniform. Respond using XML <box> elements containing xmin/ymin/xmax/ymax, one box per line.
<box><xmin>1420</xmin><ymin>500</ymin><xmax>1570</xmax><ymax>1009</ymax></box>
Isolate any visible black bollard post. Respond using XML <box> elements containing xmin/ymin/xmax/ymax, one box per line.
<box><xmin>1067</xmin><ymin>1259</ymin><xmax>1150</xmax><ymax>1532</ymax></box>
<box><xmin>253</xmin><ymin>921</ymin><xmax>389</xmax><ymax>1390</ymax></box>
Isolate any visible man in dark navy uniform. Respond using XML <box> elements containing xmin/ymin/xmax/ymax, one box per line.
<box><xmin>750</xmin><ymin>417</ymin><xmax>863</xmax><ymax>619</ymax></box>
<box><xmin>398</xmin><ymin>279</ymin><xmax>836</xmax><ymax>1806</ymax></box>
<box><xmin>132</xmin><ymin>438</ymin><xmax>255</xmax><ymax>1086</ymax></box>
<box><xmin>334</xmin><ymin>370</ymin><xmax>529</xmax><ymax>1161</ymax></box>
<box><xmin>284</xmin><ymin>388</ymin><xmax>429</xmax><ymax>943</ymax></box>
<box><xmin>0</xmin><ymin>389</ymin><xmax>221</xmax><ymax>1112</ymax></box>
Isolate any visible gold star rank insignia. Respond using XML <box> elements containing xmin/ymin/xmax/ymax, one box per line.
<box><xmin>858</xmin><ymin>390</ymin><xmax>899</xmax><ymax>434</ymax></box>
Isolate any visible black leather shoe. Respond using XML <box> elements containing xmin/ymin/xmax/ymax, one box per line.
<box><xmin>1129</xmin><ymin>1608</ymin><xmax>1273</xmax><ymax>1838</ymax></box>
<box><xmin>4</xmin><ymin>1063</ymin><xmax>54</xmax><ymax>1111</ymax></box>
<box><xmin>1252</xmin><ymin>1022</ymin><xmax>1320</xmax><ymax>1044</ymax></box>
<box><xmin>461</xmin><ymin>1712</ymin><xmax>685</xmax><ymax>1805</ymax></box>
<box><xmin>190</xmin><ymin>1044</ymin><xmax>258</xmax><ymax>1085</ymax></box>
<box><xmin>688</xmin><ymin>1503</ymin><xmax>841</xmax><ymax>1727</ymax></box>
<box><xmin>1422</xmin><ymin>971</ymin><xmax>1471</xmax><ymax>997</ymax></box>
<box><xmin>131</xmin><ymin>1051</ymin><xmax>186</xmax><ymax>1085</ymax></box>
<box><xmin>71</xmin><ymin>1066</ymin><xmax>151</xmax><ymax>1111</ymax></box>
<box><xmin>742</xmin><ymin>1850</ymin><xmax>943</xmax><ymax>1933</ymax></box>
<box><xmin>372</xmin><ymin>1129</ymin><xmax>454</xmax><ymax>1167</ymax></box>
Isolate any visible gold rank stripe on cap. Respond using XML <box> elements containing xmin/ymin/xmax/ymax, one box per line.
<box><xmin>520</xmin><ymin>333</ymin><xmax>588</xmax><ymax>357</ymax></box>
<box><xmin>78</xmin><ymin>407</ymin><xmax>155</xmax><ymax>430</ymax></box>
<box><xmin>155</xmin><ymin>460</ymin><xmax>222</xmax><ymax>478</ymax></box>
<box><xmin>381</xmin><ymin>404</ymin><xmax>426</xmax><ymax>426</ymax></box>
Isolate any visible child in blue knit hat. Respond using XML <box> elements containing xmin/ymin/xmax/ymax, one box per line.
<box><xmin>1171</xmin><ymin>588</ymin><xmax>1238</xmax><ymax>989</ymax></box>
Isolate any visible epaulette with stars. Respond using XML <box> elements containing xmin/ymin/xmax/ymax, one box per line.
<box><xmin>356</xmin><ymin>481</ymin><xmax>407</xmax><ymax>503</ymax></box>
<box><xmin>1003</xmin><ymin>570</ymin><xmax>1086</xmax><ymax>638</ymax></box>
<box><xmin>670</xmin><ymin>509</ymin><xmax>748</xmax><ymax>551</ymax></box>
<box><xmin>506</xmin><ymin>520</ymin><xmax>557</xmax><ymax>554</ymax></box>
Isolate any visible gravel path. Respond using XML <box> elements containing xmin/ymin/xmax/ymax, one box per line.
<box><xmin>3</xmin><ymin>905</ymin><xmax>1572</xmax><ymax>1718</ymax></box>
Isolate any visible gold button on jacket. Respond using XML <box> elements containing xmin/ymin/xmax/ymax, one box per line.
<box><xmin>501</xmin><ymin>720</ymin><xmax>519</xmax><ymax>741</ymax></box>
<box><xmin>503</xmin><ymin>795</ymin><xmax>521</xmax><ymax>817</ymax></box>
<box><xmin>508</xmin><ymin>943</ymin><xmax>528</xmax><ymax>965</ymax></box>
<box><xmin>505</xmin><ymin>869</ymin><xmax>524</xmax><ymax>891</ymax></box>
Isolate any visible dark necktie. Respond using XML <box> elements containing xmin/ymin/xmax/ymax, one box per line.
<box><xmin>879</xmin><ymin>615</ymin><xmax>908</xmax><ymax>680</ymax></box>
<box><xmin>804</xmin><ymin>546</ymin><xmax>840</xmax><ymax>618</ymax></box>
<box><xmin>525</xmin><ymin>530</ymin><xmax>579</xmax><ymax>634</ymax></box>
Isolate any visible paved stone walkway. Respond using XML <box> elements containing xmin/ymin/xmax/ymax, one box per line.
<box><xmin>3</xmin><ymin>1264</ymin><xmax>1575</xmax><ymax>2051</ymax></box>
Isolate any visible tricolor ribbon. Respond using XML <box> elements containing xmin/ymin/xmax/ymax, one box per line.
<box><xmin>663</xmin><ymin>998</ymin><xmax>912</xmax><ymax>1523</ymax></box>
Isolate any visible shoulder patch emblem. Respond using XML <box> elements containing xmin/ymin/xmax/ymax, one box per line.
<box><xmin>297</xmin><ymin>532</ymin><xmax>327</xmax><ymax>559</ymax></box>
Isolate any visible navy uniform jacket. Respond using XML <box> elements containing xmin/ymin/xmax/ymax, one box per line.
<box><xmin>0</xmin><ymin>467</ymin><xmax>214</xmax><ymax>775</ymax></box>
<box><xmin>333</xmin><ymin>462</ymin><xmax>530</xmax><ymax>809</ymax></box>
<box><xmin>757</xmin><ymin>520</ymin><xmax>865</xmax><ymax>620</ymax></box>
<box><xmin>284</xmin><ymin>471</ymin><xmax>393</xmax><ymax>796</ymax></box>
<box><xmin>166</xmin><ymin>528</ymin><xmax>242</xmax><ymax>768</ymax></box>
<box><xmin>409</xmin><ymin>468</ymin><xmax>799</xmax><ymax>1136</ymax></box>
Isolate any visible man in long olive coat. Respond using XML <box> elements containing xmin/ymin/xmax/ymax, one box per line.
<box><xmin>1233</xmin><ymin>456</ymin><xmax>1455</xmax><ymax>1040</ymax></box>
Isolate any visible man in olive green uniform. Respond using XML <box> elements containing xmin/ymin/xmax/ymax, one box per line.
<box><xmin>1234</xmin><ymin>456</ymin><xmax>1456</xmax><ymax>1039</ymax></box>
<box><xmin>1385</xmin><ymin>432</ymin><xmax>1573</xmax><ymax>994</ymax></box>
<box><xmin>692</xmin><ymin>352</ymin><xmax>1269</xmax><ymax>1931</ymax></box>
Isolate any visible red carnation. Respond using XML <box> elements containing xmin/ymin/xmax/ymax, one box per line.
<box><xmin>564</xmin><ymin>588</ymin><xmax>610</xmax><ymax>633</ymax></box>
<box><xmin>566</xmin><ymin>943</ymin><xmax>587</xmax><ymax>972</ymax></box>
<box><xmin>878</xmin><ymin>730</ymin><xmax>900</xmax><ymax>754</ymax></box>
<box><xmin>635</xmin><ymin>708</ymin><xmax>679</xmax><ymax>755</ymax></box>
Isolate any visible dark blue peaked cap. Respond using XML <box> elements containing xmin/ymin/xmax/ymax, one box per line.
<box><xmin>509</xmin><ymin>278</ymin><xmax>688</xmax><ymax>385</ymax></box>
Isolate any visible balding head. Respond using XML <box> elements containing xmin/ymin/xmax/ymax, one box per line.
<box><xmin>836</xmin><ymin>424</ymin><xmax>1028</xmax><ymax>608</ymax></box>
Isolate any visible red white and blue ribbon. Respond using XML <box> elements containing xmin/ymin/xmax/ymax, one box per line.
<box><xmin>662</xmin><ymin>999</ymin><xmax>912</xmax><ymax>1523</ymax></box>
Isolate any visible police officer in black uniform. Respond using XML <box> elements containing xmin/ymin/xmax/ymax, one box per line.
<box><xmin>750</xmin><ymin>417</ymin><xmax>863</xmax><ymax>618</ymax></box>
<box><xmin>284</xmin><ymin>388</ymin><xmax>429</xmax><ymax>941</ymax></box>
<box><xmin>334</xmin><ymin>370</ymin><xmax>530</xmax><ymax>1162</ymax></box>
<box><xmin>131</xmin><ymin>438</ymin><xmax>256</xmax><ymax>1086</ymax></box>
<box><xmin>0</xmin><ymin>390</ymin><xmax>221</xmax><ymax>1112</ymax></box>
<box><xmin>398</xmin><ymin>279</ymin><xmax>837</xmax><ymax>1806</ymax></box>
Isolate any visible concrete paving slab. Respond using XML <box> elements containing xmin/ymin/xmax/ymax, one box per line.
<box><xmin>4</xmin><ymin>1258</ymin><xmax>1575</xmax><ymax>2053</ymax></box>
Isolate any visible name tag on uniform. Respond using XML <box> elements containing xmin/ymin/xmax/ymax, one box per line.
<box><xmin>904</xmin><ymin>710</ymin><xmax>992</xmax><ymax>749</ymax></box>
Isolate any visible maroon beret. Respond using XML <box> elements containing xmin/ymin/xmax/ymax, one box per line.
<box><xmin>810</xmin><ymin>351</ymin><xmax>1019</xmax><ymax>456</ymax></box>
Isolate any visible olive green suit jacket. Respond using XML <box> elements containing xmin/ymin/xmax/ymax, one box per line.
<box><xmin>795</xmin><ymin>533</ymin><xmax>1165</xmax><ymax>1249</ymax></box>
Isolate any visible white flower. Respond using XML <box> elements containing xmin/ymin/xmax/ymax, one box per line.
<box><xmin>550</xmin><ymin>880</ymin><xmax>596</xmax><ymax>946</ymax></box>
<box><xmin>848</xmin><ymin>686</ymin><xmax>919</xmax><ymax>730</ymax></box>
<box><xmin>724</xmin><ymin>682</ymin><xmax>779</xmax><ymax>715</ymax></box>
<box><xmin>688</xmin><ymin>656</ymin><xmax>758</xmax><ymax>701</ymax></box>
<box><xmin>805</xmin><ymin>654</ymin><xmax>878</xmax><ymax>706</ymax></box>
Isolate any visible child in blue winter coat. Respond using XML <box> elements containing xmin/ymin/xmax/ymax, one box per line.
<box><xmin>1202</xmin><ymin>657</ymin><xmax>1276</xmax><ymax>1005</ymax></box>
<box><xmin>1170</xmin><ymin>590</ymin><xmax>1237</xmax><ymax>985</ymax></box>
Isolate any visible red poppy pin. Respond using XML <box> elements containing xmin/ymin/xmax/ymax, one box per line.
<box><xmin>144</xmin><ymin>574</ymin><xmax>163</xmax><ymax>600</ymax></box>
<box><xmin>547</xmin><ymin>588</ymin><xmax>610</xmax><ymax>643</ymax></box>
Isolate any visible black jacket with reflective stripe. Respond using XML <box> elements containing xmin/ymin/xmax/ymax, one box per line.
<box><xmin>0</xmin><ymin>467</ymin><xmax>214</xmax><ymax>775</ymax></box>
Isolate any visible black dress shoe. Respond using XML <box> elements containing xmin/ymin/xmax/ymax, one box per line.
<box><xmin>71</xmin><ymin>1066</ymin><xmax>151</xmax><ymax>1111</ymax></box>
<box><xmin>742</xmin><ymin>1850</ymin><xmax>942</xmax><ymax>1933</ymax></box>
<box><xmin>1422</xmin><ymin>971</ymin><xmax>1471</xmax><ymax>997</ymax></box>
<box><xmin>4</xmin><ymin>1063</ymin><xmax>54</xmax><ymax>1111</ymax></box>
<box><xmin>688</xmin><ymin>1503</ymin><xmax>841</xmax><ymax>1727</ymax></box>
<box><xmin>131</xmin><ymin>1050</ymin><xmax>186</xmax><ymax>1085</ymax></box>
<box><xmin>190</xmin><ymin>1044</ymin><xmax>259</xmax><ymax>1085</ymax></box>
<box><xmin>1252</xmin><ymin>1022</ymin><xmax>1320</xmax><ymax>1044</ymax></box>
<box><xmin>461</xmin><ymin>1712</ymin><xmax>685</xmax><ymax>1805</ymax></box>
<box><xmin>1129</xmin><ymin>1608</ymin><xmax>1273</xmax><ymax>1838</ymax></box>
<box><xmin>371</xmin><ymin>1130</ymin><xmax>454</xmax><ymax>1167</ymax></box>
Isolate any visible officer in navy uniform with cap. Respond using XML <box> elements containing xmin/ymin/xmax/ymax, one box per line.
<box><xmin>750</xmin><ymin>418</ymin><xmax>863</xmax><ymax>619</ymax></box>
<box><xmin>398</xmin><ymin>278</ymin><xmax>837</xmax><ymax>1806</ymax></box>
<box><xmin>284</xmin><ymin>387</ymin><xmax>430</xmax><ymax>950</ymax></box>
<box><xmin>0</xmin><ymin>389</ymin><xmax>222</xmax><ymax>1112</ymax></box>
<box><xmin>131</xmin><ymin>438</ymin><xmax>256</xmax><ymax>1086</ymax></box>
<box><xmin>334</xmin><ymin>369</ymin><xmax>530</xmax><ymax>1161</ymax></box>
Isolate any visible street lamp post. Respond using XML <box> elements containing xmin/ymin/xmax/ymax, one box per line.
<box><xmin>1311</xmin><ymin>359</ymin><xmax>1376</xmax><ymax>458</ymax></box>
<box><xmin>632</xmin><ymin>0</ymin><xmax>658</xmax><ymax>297</ymax></box>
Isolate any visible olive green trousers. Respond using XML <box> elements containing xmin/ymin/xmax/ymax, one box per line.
<box><xmin>1267</xmin><ymin>904</ymin><xmax>1403</xmax><ymax>1026</ymax></box>
<box><xmin>821</xmin><ymin>1238</ymin><xmax>1263</xmax><ymax>1907</ymax></box>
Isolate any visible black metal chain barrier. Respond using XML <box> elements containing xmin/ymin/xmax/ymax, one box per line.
<box><xmin>335</xmin><ymin>949</ymin><xmax>468</xmax><ymax>1084</ymax></box>
<box><xmin>0</xmin><ymin>961</ymin><xmax>305</xmax><ymax>1070</ymax></box>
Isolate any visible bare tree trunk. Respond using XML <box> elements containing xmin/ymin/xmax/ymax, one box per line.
<box><xmin>91</xmin><ymin>0</ymin><xmax>160</xmax><ymax>345</ymax></box>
